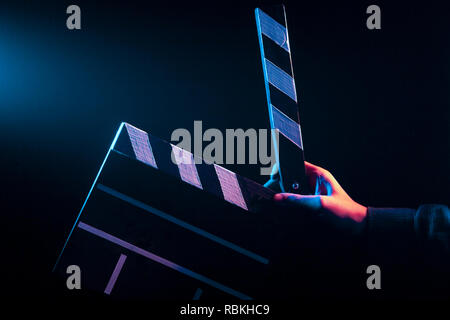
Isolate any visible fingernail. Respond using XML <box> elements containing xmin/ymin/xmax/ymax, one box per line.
<box><xmin>273</xmin><ymin>194</ymin><xmax>284</xmax><ymax>201</ymax></box>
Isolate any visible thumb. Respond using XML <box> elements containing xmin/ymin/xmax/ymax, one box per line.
<box><xmin>274</xmin><ymin>193</ymin><xmax>322</xmax><ymax>211</ymax></box>
<box><xmin>264</xmin><ymin>163</ymin><xmax>282</xmax><ymax>192</ymax></box>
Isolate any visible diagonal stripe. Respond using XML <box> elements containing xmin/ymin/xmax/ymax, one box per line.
<box><xmin>193</xmin><ymin>288</ymin><xmax>203</xmax><ymax>300</ymax></box>
<box><xmin>214</xmin><ymin>165</ymin><xmax>248</xmax><ymax>211</ymax></box>
<box><xmin>271</xmin><ymin>104</ymin><xmax>303</xmax><ymax>149</ymax></box>
<box><xmin>265</xmin><ymin>59</ymin><xmax>297</xmax><ymax>102</ymax></box>
<box><xmin>125</xmin><ymin>124</ymin><xmax>158</xmax><ymax>168</ymax></box>
<box><xmin>171</xmin><ymin>145</ymin><xmax>203</xmax><ymax>190</ymax></box>
<box><xmin>104</xmin><ymin>254</ymin><xmax>127</xmax><ymax>295</ymax></box>
<box><xmin>77</xmin><ymin>221</ymin><xmax>252</xmax><ymax>300</ymax></box>
<box><xmin>256</xmin><ymin>8</ymin><xmax>289</xmax><ymax>52</ymax></box>
<box><xmin>97</xmin><ymin>184</ymin><xmax>268</xmax><ymax>264</ymax></box>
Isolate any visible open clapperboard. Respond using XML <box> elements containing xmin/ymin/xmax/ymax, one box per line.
<box><xmin>54</xmin><ymin>5</ymin><xmax>309</xmax><ymax>300</ymax></box>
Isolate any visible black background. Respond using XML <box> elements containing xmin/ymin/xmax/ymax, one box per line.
<box><xmin>0</xmin><ymin>0</ymin><xmax>448</xmax><ymax>304</ymax></box>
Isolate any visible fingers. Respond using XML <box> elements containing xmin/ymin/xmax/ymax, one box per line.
<box><xmin>269</xmin><ymin>163</ymin><xmax>280</xmax><ymax>178</ymax></box>
<box><xmin>264</xmin><ymin>177</ymin><xmax>282</xmax><ymax>193</ymax></box>
<box><xmin>274</xmin><ymin>193</ymin><xmax>322</xmax><ymax>211</ymax></box>
<box><xmin>264</xmin><ymin>163</ymin><xmax>282</xmax><ymax>192</ymax></box>
<box><xmin>304</xmin><ymin>161</ymin><xmax>329</xmax><ymax>178</ymax></box>
<box><xmin>304</xmin><ymin>161</ymin><xmax>344</xmax><ymax>196</ymax></box>
<box><xmin>304</xmin><ymin>161</ymin><xmax>321</xmax><ymax>172</ymax></box>
<box><xmin>304</xmin><ymin>161</ymin><xmax>332</xmax><ymax>194</ymax></box>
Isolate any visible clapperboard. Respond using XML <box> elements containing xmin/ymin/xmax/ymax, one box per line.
<box><xmin>54</xmin><ymin>5</ymin><xmax>308</xmax><ymax>300</ymax></box>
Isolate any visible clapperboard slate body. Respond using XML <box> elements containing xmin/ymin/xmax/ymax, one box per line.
<box><xmin>55</xmin><ymin>123</ymin><xmax>287</xmax><ymax>299</ymax></box>
<box><xmin>54</xmin><ymin>5</ymin><xmax>309</xmax><ymax>300</ymax></box>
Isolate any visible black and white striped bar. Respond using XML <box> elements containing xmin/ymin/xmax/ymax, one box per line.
<box><xmin>256</xmin><ymin>6</ymin><xmax>309</xmax><ymax>194</ymax></box>
<box><xmin>118</xmin><ymin>123</ymin><xmax>271</xmax><ymax>212</ymax></box>
<box><xmin>255</xmin><ymin>7</ymin><xmax>302</xmax><ymax>142</ymax></box>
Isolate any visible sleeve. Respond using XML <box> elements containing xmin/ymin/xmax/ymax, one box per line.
<box><xmin>367</xmin><ymin>204</ymin><xmax>450</xmax><ymax>260</ymax></box>
<box><xmin>366</xmin><ymin>206</ymin><xmax>417</xmax><ymax>261</ymax></box>
<box><xmin>366</xmin><ymin>204</ymin><xmax>450</xmax><ymax>295</ymax></box>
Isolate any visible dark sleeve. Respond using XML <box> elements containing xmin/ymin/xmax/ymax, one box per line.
<box><xmin>367</xmin><ymin>204</ymin><xmax>450</xmax><ymax>258</ymax></box>
<box><xmin>366</xmin><ymin>204</ymin><xmax>450</xmax><ymax>295</ymax></box>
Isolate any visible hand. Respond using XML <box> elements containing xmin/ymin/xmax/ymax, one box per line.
<box><xmin>266</xmin><ymin>162</ymin><xmax>368</xmax><ymax>292</ymax></box>
<box><xmin>273</xmin><ymin>162</ymin><xmax>367</xmax><ymax>224</ymax></box>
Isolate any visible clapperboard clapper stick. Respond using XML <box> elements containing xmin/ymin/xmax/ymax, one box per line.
<box><xmin>255</xmin><ymin>5</ymin><xmax>309</xmax><ymax>194</ymax></box>
<box><xmin>54</xmin><ymin>5</ymin><xmax>309</xmax><ymax>300</ymax></box>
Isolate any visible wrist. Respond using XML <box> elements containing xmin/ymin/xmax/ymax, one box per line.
<box><xmin>354</xmin><ymin>203</ymin><xmax>368</xmax><ymax>223</ymax></box>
